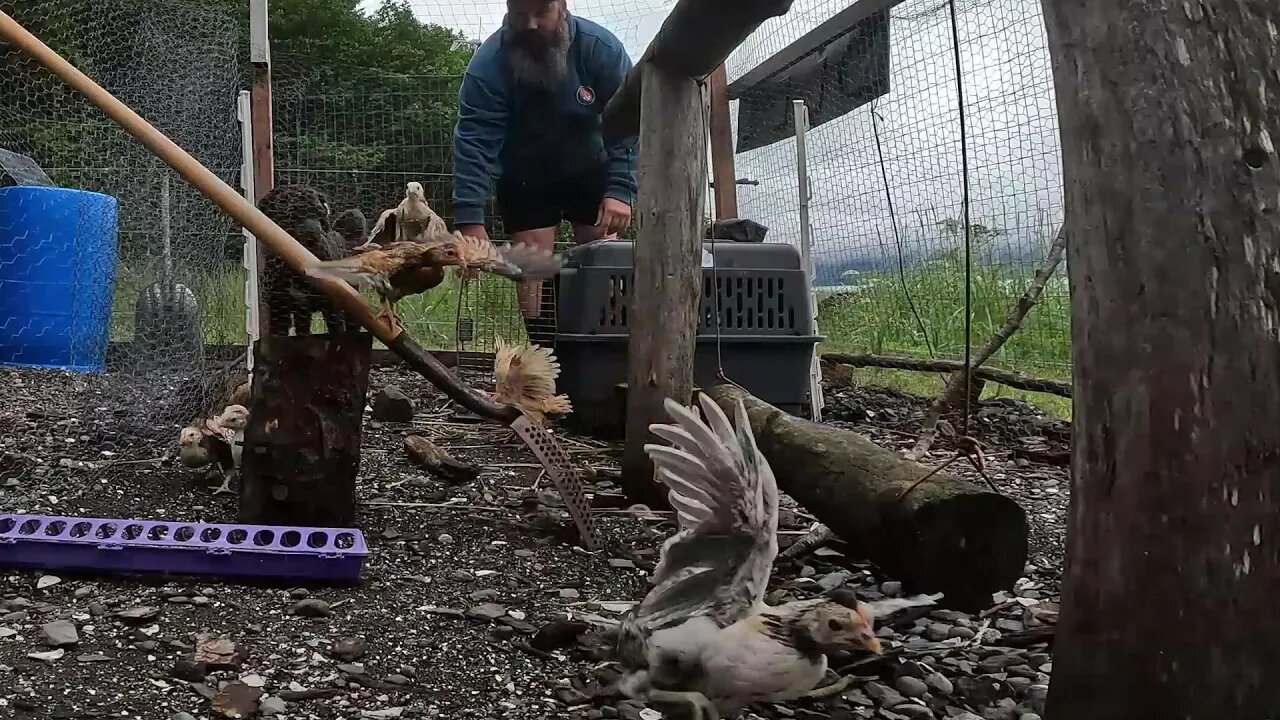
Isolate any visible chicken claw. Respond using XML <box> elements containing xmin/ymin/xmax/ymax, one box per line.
<box><xmin>647</xmin><ymin>690</ymin><xmax>720</xmax><ymax>720</ymax></box>
<box><xmin>209</xmin><ymin>472</ymin><xmax>235</xmax><ymax>495</ymax></box>
<box><xmin>375</xmin><ymin>298</ymin><xmax>405</xmax><ymax>336</ymax></box>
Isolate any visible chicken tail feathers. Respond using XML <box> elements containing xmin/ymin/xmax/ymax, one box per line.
<box><xmin>305</xmin><ymin>257</ymin><xmax>381</xmax><ymax>290</ymax></box>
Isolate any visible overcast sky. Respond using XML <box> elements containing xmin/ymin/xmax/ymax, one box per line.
<box><xmin>363</xmin><ymin>0</ymin><xmax>1064</xmax><ymax>283</ymax></box>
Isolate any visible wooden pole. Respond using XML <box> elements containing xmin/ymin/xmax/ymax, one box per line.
<box><xmin>1041</xmin><ymin>0</ymin><xmax>1280</xmax><ymax>717</ymax></box>
<box><xmin>707</xmin><ymin>64</ymin><xmax>737</xmax><ymax>220</ymax></box>
<box><xmin>248</xmin><ymin>0</ymin><xmax>274</xmax><ymax>344</ymax></box>
<box><xmin>620</xmin><ymin>60</ymin><xmax>707</xmax><ymax>506</ymax></box>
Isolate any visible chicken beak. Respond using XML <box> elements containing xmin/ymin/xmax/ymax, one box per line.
<box><xmin>863</xmin><ymin>636</ymin><xmax>883</xmax><ymax>654</ymax></box>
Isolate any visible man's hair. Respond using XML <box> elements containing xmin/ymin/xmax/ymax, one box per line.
<box><xmin>504</xmin><ymin>1</ymin><xmax>571</xmax><ymax>91</ymax></box>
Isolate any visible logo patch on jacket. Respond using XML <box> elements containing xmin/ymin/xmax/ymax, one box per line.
<box><xmin>576</xmin><ymin>85</ymin><xmax>596</xmax><ymax>105</ymax></box>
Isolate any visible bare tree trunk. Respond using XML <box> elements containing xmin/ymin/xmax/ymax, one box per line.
<box><xmin>1042</xmin><ymin>1</ymin><xmax>1280</xmax><ymax>718</ymax></box>
<box><xmin>907</xmin><ymin>226</ymin><xmax>1067</xmax><ymax>459</ymax></box>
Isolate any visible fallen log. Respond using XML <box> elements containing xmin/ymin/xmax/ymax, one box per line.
<box><xmin>703</xmin><ymin>383</ymin><xmax>1028</xmax><ymax>612</ymax></box>
<box><xmin>820</xmin><ymin>352</ymin><xmax>1072</xmax><ymax>398</ymax></box>
<box><xmin>404</xmin><ymin>435</ymin><xmax>480</xmax><ymax>485</ymax></box>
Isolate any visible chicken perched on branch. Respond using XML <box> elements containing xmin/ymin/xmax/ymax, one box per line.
<box><xmin>615</xmin><ymin>394</ymin><xmax>942</xmax><ymax>720</ymax></box>
<box><xmin>359</xmin><ymin>181</ymin><xmax>448</xmax><ymax>248</ymax></box>
<box><xmin>306</xmin><ymin>233</ymin><xmax>567</xmax><ymax>334</ymax></box>
<box><xmin>177</xmin><ymin>404</ymin><xmax>250</xmax><ymax>495</ymax></box>
<box><xmin>491</xmin><ymin>338</ymin><xmax>571</xmax><ymax>425</ymax></box>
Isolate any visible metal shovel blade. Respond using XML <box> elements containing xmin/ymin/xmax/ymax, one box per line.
<box><xmin>509</xmin><ymin>413</ymin><xmax>601</xmax><ymax>551</ymax></box>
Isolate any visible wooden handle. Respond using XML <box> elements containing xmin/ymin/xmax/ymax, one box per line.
<box><xmin>0</xmin><ymin>9</ymin><xmax>533</xmax><ymax>424</ymax></box>
<box><xmin>0</xmin><ymin>9</ymin><xmax>397</xmax><ymax>344</ymax></box>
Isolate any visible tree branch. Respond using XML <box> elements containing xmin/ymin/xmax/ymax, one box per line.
<box><xmin>821</xmin><ymin>353</ymin><xmax>1072</xmax><ymax>397</ymax></box>
<box><xmin>906</xmin><ymin>225</ymin><xmax>1069</xmax><ymax>460</ymax></box>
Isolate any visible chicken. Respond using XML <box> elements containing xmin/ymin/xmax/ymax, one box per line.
<box><xmin>257</xmin><ymin>185</ymin><xmax>353</xmax><ymax>336</ymax></box>
<box><xmin>491</xmin><ymin>337</ymin><xmax>572</xmax><ymax>425</ymax></box>
<box><xmin>614</xmin><ymin>395</ymin><xmax>943</xmax><ymax>720</ymax></box>
<box><xmin>177</xmin><ymin>404</ymin><xmax>250</xmax><ymax>495</ymax></box>
<box><xmin>333</xmin><ymin>208</ymin><xmax>369</xmax><ymax>255</ymax></box>
<box><xmin>360</xmin><ymin>181</ymin><xmax>449</xmax><ymax>248</ymax></box>
<box><xmin>305</xmin><ymin>232</ymin><xmax>568</xmax><ymax>335</ymax></box>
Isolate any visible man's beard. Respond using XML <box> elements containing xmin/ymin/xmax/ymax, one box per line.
<box><xmin>506</xmin><ymin>16</ymin><xmax>570</xmax><ymax>92</ymax></box>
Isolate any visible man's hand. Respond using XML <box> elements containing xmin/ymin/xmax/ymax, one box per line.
<box><xmin>454</xmin><ymin>224</ymin><xmax>488</xmax><ymax>279</ymax></box>
<box><xmin>595</xmin><ymin>197</ymin><xmax>631</xmax><ymax>238</ymax></box>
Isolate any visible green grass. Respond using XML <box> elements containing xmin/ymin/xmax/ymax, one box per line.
<box><xmin>107</xmin><ymin>248</ymin><xmax>1073</xmax><ymax>418</ymax></box>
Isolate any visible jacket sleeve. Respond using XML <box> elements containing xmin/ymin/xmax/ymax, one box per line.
<box><xmin>592</xmin><ymin>39</ymin><xmax>638</xmax><ymax>207</ymax></box>
<box><xmin>452</xmin><ymin>68</ymin><xmax>509</xmax><ymax>226</ymax></box>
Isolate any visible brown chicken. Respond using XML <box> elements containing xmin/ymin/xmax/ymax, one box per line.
<box><xmin>306</xmin><ymin>233</ymin><xmax>567</xmax><ymax>334</ymax></box>
<box><xmin>491</xmin><ymin>338</ymin><xmax>572</xmax><ymax>425</ymax></box>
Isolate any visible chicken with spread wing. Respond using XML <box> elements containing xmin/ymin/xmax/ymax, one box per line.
<box><xmin>615</xmin><ymin>395</ymin><xmax>942</xmax><ymax>720</ymax></box>
<box><xmin>305</xmin><ymin>232</ymin><xmax>570</xmax><ymax>335</ymax></box>
<box><xmin>359</xmin><ymin>181</ymin><xmax>448</xmax><ymax>249</ymax></box>
<box><xmin>177</xmin><ymin>404</ymin><xmax>250</xmax><ymax>495</ymax></box>
<box><xmin>491</xmin><ymin>337</ymin><xmax>571</xmax><ymax>426</ymax></box>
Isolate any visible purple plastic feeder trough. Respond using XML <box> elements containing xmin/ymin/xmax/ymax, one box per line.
<box><xmin>0</xmin><ymin>514</ymin><xmax>368</xmax><ymax>583</ymax></box>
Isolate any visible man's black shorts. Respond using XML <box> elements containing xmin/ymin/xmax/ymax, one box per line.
<box><xmin>495</xmin><ymin>163</ymin><xmax>606</xmax><ymax>234</ymax></box>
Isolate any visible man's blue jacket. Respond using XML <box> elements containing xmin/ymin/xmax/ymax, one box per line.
<box><xmin>451</xmin><ymin>13</ymin><xmax>638</xmax><ymax>226</ymax></box>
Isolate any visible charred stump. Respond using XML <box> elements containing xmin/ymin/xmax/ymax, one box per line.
<box><xmin>239</xmin><ymin>332</ymin><xmax>372</xmax><ymax>527</ymax></box>
<box><xmin>703</xmin><ymin>383</ymin><xmax>1028</xmax><ymax>612</ymax></box>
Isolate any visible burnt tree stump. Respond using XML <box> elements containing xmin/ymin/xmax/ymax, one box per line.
<box><xmin>239</xmin><ymin>332</ymin><xmax>373</xmax><ymax>527</ymax></box>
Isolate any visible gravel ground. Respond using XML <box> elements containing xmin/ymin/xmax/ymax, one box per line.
<box><xmin>0</xmin><ymin>363</ymin><xmax>1068</xmax><ymax>720</ymax></box>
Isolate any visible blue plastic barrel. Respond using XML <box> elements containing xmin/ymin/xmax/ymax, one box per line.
<box><xmin>0</xmin><ymin>186</ymin><xmax>120</xmax><ymax>372</ymax></box>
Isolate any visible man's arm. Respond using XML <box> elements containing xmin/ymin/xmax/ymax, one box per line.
<box><xmin>592</xmin><ymin>39</ymin><xmax>638</xmax><ymax>207</ymax></box>
<box><xmin>452</xmin><ymin>67</ymin><xmax>509</xmax><ymax>229</ymax></box>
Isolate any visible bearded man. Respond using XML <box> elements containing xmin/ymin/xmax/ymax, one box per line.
<box><xmin>452</xmin><ymin>0</ymin><xmax>637</xmax><ymax>345</ymax></box>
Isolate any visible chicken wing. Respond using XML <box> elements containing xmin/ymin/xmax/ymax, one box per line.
<box><xmin>491</xmin><ymin>337</ymin><xmax>572</xmax><ymax>426</ymax></box>
<box><xmin>305</xmin><ymin>241</ymin><xmax>462</xmax><ymax>335</ymax></box>
<box><xmin>616</xmin><ymin>395</ymin><xmax>942</xmax><ymax>719</ymax></box>
<box><xmin>362</xmin><ymin>181</ymin><xmax>449</xmax><ymax>248</ymax></box>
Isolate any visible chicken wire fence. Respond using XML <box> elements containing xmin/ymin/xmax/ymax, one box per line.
<box><xmin>0</xmin><ymin>0</ymin><xmax>255</xmax><ymax>490</ymax></box>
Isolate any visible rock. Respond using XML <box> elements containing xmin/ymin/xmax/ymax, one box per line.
<box><xmin>895</xmin><ymin>676</ymin><xmax>929</xmax><ymax>699</ymax></box>
<box><xmin>995</xmin><ymin>619</ymin><xmax>1025</xmax><ymax>633</ymax></box>
<box><xmin>558</xmin><ymin>588</ymin><xmax>581</xmax><ymax>600</ymax></box>
<box><xmin>260</xmin><ymin>697</ymin><xmax>288</xmax><ymax>716</ymax></box>
<box><xmin>880</xmin><ymin>581</ymin><xmax>903</xmax><ymax>596</ymax></box>
<box><xmin>171</xmin><ymin>713</ymin><xmax>198</xmax><ymax>720</ymax></box>
<box><xmin>372</xmin><ymin>386</ymin><xmax>415</xmax><ymax>422</ymax></box>
<box><xmin>892</xmin><ymin>705</ymin><xmax>935</xmax><ymax>719</ymax></box>
<box><xmin>241</xmin><ymin>673</ymin><xmax>267</xmax><ymax>688</ymax></box>
<box><xmin>818</xmin><ymin>570</ymin><xmax>854</xmax><ymax>591</ymax></box>
<box><xmin>212</xmin><ymin>681</ymin><xmax>263</xmax><ymax>719</ymax></box>
<box><xmin>955</xmin><ymin>676</ymin><xmax>1001</xmax><ymax>706</ymax></box>
<box><xmin>171</xmin><ymin>657</ymin><xmax>209</xmax><ymax>682</ymax></box>
<box><xmin>467</xmin><ymin>603</ymin><xmax>507</xmax><ymax>621</ymax></box>
<box><xmin>36</xmin><ymin>575</ymin><xmax>62</xmax><ymax>589</ymax></box>
<box><xmin>40</xmin><ymin>620</ymin><xmax>79</xmax><ymax>647</ymax></box>
<box><xmin>332</xmin><ymin>637</ymin><xmax>367</xmax><ymax>661</ymax></box>
<box><xmin>28</xmin><ymin>648</ymin><xmax>65</xmax><ymax>662</ymax></box>
<box><xmin>607</xmin><ymin>558</ymin><xmax>637</xmax><ymax>569</ymax></box>
<box><xmin>115</xmin><ymin>606</ymin><xmax>160</xmax><ymax>623</ymax></box>
<box><xmin>924</xmin><ymin>672</ymin><xmax>953</xmax><ymax>696</ymax></box>
<box><xmin>291</xmin><ymin>599</ymin><xmax>332</xmax><ymax>618</ymax></box>
<box><xmin>947</xmin><ymin>626</ymin><xmax>976</xmax><ymax>640</ymax></box>
<box><xmin>924</xmin><ymin>623</ymin><xmax>951</xmax><ymax>642</ymax></box>
<box><xmin>866</xmin><ymin>682</ymin><xmax>907</xmax><ymax>708</ymax></box>
<box><xmin>1019</xmin><ymin>715</ymin><xmax>1041</xmax><ymax>720</ymax></box>
<box><xmin>194</xmin><ymin>636</ymin><xmax>247</xmax><ymax>670</ymax></box>
<box><xmin>532</xmin><ymin>620</ymin><xmax>589</xmax><ymax>652</ymax></box>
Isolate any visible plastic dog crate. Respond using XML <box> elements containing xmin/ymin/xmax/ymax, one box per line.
<box><xmin>554</xmin><ymin>240</ymin><xmax>822</xmax><ymax>437</ymax></box>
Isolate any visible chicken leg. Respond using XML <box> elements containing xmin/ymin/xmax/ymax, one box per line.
<box><xmin>647</xmin><ymin>690</ymin><xmax>720</xmax><ymax>720</ymax></box>
<box><xmin>207</xmin><ymin>467</ymin><xmax>236</xmax><ymax>495</ymax></box>
<box><xmin>375</xmin><ymin>295</ymin><xmax>405</xmax><ymax>336</ymax></box>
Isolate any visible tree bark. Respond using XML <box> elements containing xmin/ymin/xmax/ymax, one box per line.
<box><xmin>239</xmin><ymin>332</ymin><xmax>372</xmax><ymax>527</ymax></box>
<box><xmin>1042</xmin><ymin>1</ymin><xmax>1280</xmax><ymax>717</ymax></box>
<box><xmin>704</xmin><ymin>384</ymin><xmax>1028</xmax><ymax>612</ymax></box>
<box><xmin>621</xmin><ymin>60</ymin><xmax>707</xmax><ymax>507</ymax></box>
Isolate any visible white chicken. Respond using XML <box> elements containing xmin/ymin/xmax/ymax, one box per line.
<box><xmin>615</xmin><ymin>394</ymin><xmax>942</xmax><ymax>720</ymax></box>
<box><xmin>358</xmin><ymin>181</ymin><xmax>449</xmax><ymax>249</ymax></box>
<box><xmin>177</xmin><ymin>404</ymin><xmax>250</xmax><ymax>495</ymax></box>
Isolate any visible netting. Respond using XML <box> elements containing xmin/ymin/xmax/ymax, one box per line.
<box><xmin>0</xmin><ymin>0</ymin><xmax>247</xmax><ymax>478</ymax></box>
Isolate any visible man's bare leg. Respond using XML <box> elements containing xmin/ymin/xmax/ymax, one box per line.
<box><xmin>510</xmin><ymin>227</ymin><xmax>558</xmax><ymax>319</ymax></box>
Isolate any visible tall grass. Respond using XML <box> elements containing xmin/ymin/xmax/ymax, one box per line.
<box><xmin>105</xmin><ymin>240</ymin><xmax>1074</xmax><ymax>417</ymax></box>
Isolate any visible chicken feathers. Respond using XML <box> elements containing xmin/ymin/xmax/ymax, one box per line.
<box><xmin>491</xmin><ymin>338</ymin><xmax>572</xmax><ymax>425</ymax></box>
<box><xmin>177</xmin><ymin>404</ymin><xmax>250</xmax><ymax>495</ymax></box>
<box><xmin>363</xmin><ymin>181</ymin><xmax>449</xmax><ymax>248</ymax></box>
<box><xmin>616</xmin><ymin>394</ymin><xmax>945</xmax><ymax>720</ymax></box>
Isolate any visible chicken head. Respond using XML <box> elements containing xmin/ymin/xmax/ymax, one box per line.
<box><xmin>795</xmin><ymin>602</ymin><xmax>882</xmax><ymax>655</ymax></box>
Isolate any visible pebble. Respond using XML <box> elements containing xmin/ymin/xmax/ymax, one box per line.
<box><xmin>894</xmin><ymin>676</ymin><xmax>929</xmax><ymax>699</ymax></box>
<box><xmin>40</xmin><ymin>619</ymin><xmax>79</xmax><ymax>647</ymax></box>
<box><xmin>1019</xmin><ymin>715</ymin><xmax>1042</xmax><ymax>720</ymax></box>
<box><xmin>333</xmin><ymin>637</ymin><xmax>368</xmax><ymax>661</ymax></box>
<box><xmin>171</xmin><ymin>713</ymin><xmax>198</xmax><ymax>720</ymax></box>
<box><xmin>36</xmin><ymin>575</ymin><xmax>62</xmax><ymax>589</ymax></box>
<box><xmin>558</xmin><ymin>588</ymin><xmax>581</xmax><ymax>600</ymax></box>
<box><xmin>865</xmin><ymin>682</ymin><xmax>906</xmax><ymax>708</ymax></box>
<box><xmin>291</xmin><ymin>599</ymin><xmax>332</xmax><ymax>618</ymax></box>
<box><xmin>948</xmin><ymin>626</ymin><xmax>976</xmax><ymax>640</ymax></box>
<box><xmin>73</xmin><ymin>586</ymin><xmax>93</xmax><ymax>599</ymax></box>
<box><xmin>467</xmin><ymin>603</ymin><xmax>507</xmax><ymax>621</ymax></box>
<box><xmin>924</xmin><ymin>672</ymin><xmax>953</xmax><ymax>696</ymax></box>
<box><xmin>923</xmin><ymin>623</ymin><xmax>950</xmax><ymax>641</ymax></box>
<box><xmin>892</xmin><ymin>705</ymin><xmax>935</xmax><ymax>719</ymax></box>
<box><xmin>260</xmin><ymin>697</ymin><xmax>288</xmax><ymax>716</ymax></box>
<box><xmin>817</xmin><ymin>570</ymin><xmax>853</xmax><ymax>591</ymax></box>
<box><xmin>438</xmin><ymin>534</ymin><xmax>455</xmax><ymax>545</ymax></box>
<box><xmin>799</xmin><ymin>565</ymin><xmax>816</xmax><ymax>578</ymax></box>
<box><xmin>880</xmin><ymin>581</ymin><xmax>903</xmax><ymax>596</ymax></box>
<box><xmin>607</xmin><ymin>558</ymin><xmax>636</xmax><ymax>569</ymax></box>
<box><xmin>372</xmin><ymin>385</ymin><xmax>415</xmax><ymax>422</ymax></box>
